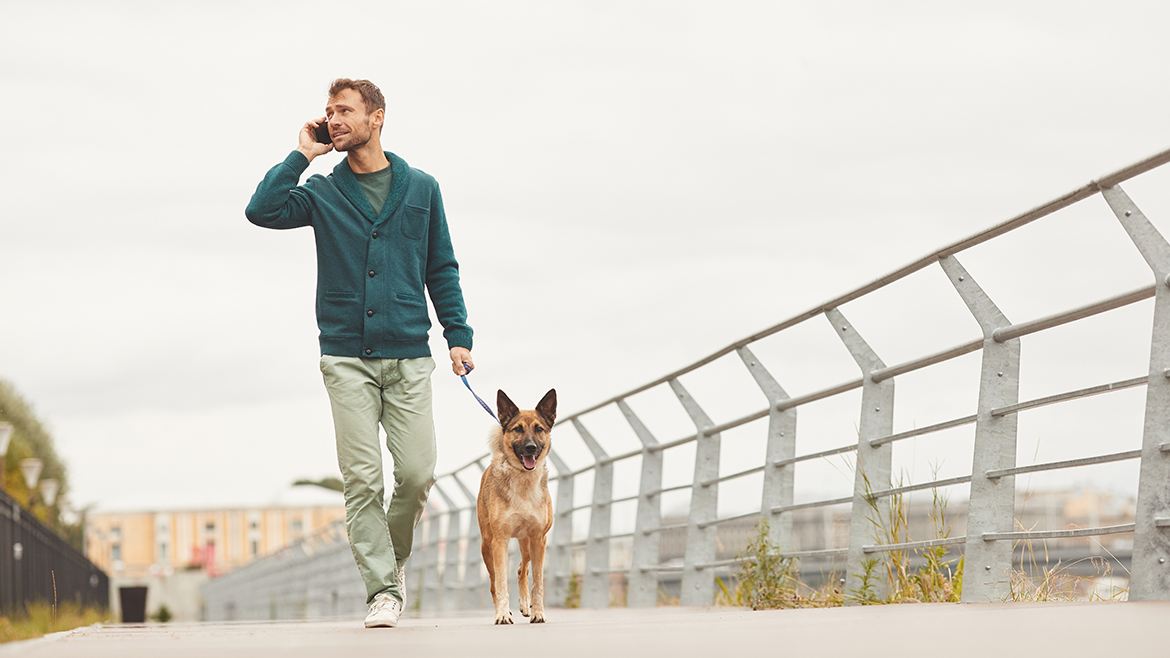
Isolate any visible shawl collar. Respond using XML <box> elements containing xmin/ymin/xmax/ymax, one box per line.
<box><xmin>331</xmin><ymin>151</ymin><xmax>411</xmax><ymax>225</ymax></box>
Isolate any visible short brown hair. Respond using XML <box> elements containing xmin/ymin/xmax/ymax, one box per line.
<box><xmin>328</xmin><ymin>78</ymin><xmax>385</xmax><ymax>115</ymax></box>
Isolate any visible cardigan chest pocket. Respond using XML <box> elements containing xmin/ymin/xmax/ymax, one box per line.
<box><xmin>401</xmin><ymin>204</ymin><xmax>429</xmax><ymax>240</ymax></box>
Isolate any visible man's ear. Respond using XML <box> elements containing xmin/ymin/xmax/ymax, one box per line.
<box><xmin>371</xmin><ymin>108</ymin><xmax>385</xmax><ymax>132</ymax></box>
<box><xmin>536</xmin><ymin>389</ymin><xmax>557</xmax><ymax>427</ymax></box>
<box><xmin>497</xmin><ymin>390</ymin><xmax>520</xmax><ymax>427</ymax></box>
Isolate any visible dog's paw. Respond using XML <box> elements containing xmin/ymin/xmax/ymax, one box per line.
<box><xmin>519</xmin><ymin>602</ymin><xmax>530</xmax><ymax>617</ymax></box>
<box><xmin>494</xmin><ymin>612</ymin><xmax>514</xmax><ymax>625</ymax></box>
<box><xmin>530</xmin><ymin>611</ymin><xmax>546</xmax><ymax>624</ymax></box>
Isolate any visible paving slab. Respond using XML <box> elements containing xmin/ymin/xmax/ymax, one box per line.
<box><xmin>1</xmin><ymin>602</ymin><xmax>1165</xmax><ymax>658</ymax></box>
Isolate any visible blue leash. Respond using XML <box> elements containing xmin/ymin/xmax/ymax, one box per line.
<box><xmin>460</xmin><ymin>363</ymin><xmax>500</xmax><ymax>424</ymax></box>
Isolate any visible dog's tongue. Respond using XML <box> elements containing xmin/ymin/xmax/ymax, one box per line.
<box><xmin>522</xmin><ymin>455</ymin><xmax>537</xmax><ymax>470</ymax></box>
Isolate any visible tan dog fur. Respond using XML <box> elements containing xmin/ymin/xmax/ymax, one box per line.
<box><xmin>477</xmin><ymin>389</ymin><xmax>556</xmax><ymax>625</ymax></box>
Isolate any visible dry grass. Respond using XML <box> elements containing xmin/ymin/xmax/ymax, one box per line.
<box><xmin>1005</xmin><ymin>487</ymin><xmax>1128</xmax><ymax>602</ymax></box>
<box><xmin>0</xmin><ymin>602</ymin><xmax>106</xmax><ymax>644</ymax></box>
<box><xmin>853</xmin><ymin>469</ymin><xmax>964</xmax><ymax>604</ymax></box>
<box><xmin>719</xmin><ymin>468</ymin><xmax>1124</xmax><ymax>610</ymax></box>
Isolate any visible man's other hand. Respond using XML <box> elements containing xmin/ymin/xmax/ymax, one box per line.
<box><xmin>296</xmin><ymin>117</ymin><xmax>333</xmax><ymax>161</ymax></box>
<box><xmin>450</xmin><ymin>347</ymin><xmax>473</xmax><ymax>376</ymax></box>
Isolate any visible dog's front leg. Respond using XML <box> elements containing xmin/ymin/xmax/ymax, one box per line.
<box><xmin>517</xmin><ymin>538</ymin><xmax>531</xmax><ymax>617</ymax></box>
<box><xmin>489</xmin><ymin>538</ymin><xmax>513</xmax><ymax>625</ymax></box>
<box><xmin>529</xmin><ymin>535</ymin><xmax>547</xmax><ymax>623</ymax></box>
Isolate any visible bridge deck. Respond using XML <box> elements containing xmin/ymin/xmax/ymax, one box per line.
<box><xmin>4</xmin><ymin>603</ymin><xmax>1164</xmax><ymax>657</ymax></box>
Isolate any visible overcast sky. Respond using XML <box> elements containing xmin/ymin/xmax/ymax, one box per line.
<box><xmin>4</xmin><ymin>1</ymin><xmax>1170</xmax><ymax>518</ymax></box>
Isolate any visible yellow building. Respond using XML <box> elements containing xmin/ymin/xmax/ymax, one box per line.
<box><xmin>86</xmin><ymin>504</ymin><xmax>346</xmax><ymax>578</ymax></box>
<box><xmin>84</xmin><ymin>487</ymin><xmax>347</xmax><ymax>620</ymax></box>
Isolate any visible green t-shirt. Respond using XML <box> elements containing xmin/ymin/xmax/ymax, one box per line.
<box><xmin>353</xmin><ymin>165</ymin><xmax>393</xmax><ymax>216</ymax></box>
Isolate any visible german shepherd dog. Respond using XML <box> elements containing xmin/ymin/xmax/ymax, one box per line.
<box><xmin>477</xmin><ymin>389</ymin><xmax>556</xmax><ymax>625</ymax></box>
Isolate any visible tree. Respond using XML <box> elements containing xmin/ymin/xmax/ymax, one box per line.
<box><xmin>0</xmin><ymin>379</ymin><xmax>78</xmax><ymax>547</ymax></box>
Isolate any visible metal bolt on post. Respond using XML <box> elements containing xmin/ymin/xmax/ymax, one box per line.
<box><xmin>1102</xmin><ymin>184</ymin><xmax>1170</xmax><ymax>600</ymax></box>
<box><xmin>433</xmin><ymin>483</ymin><xmax>465</xmax><ymax>613</ymax></box>
<box><xmin>673</xmin><ymin>379</ymin><xmax>721</xmax><ymax>606</ymax></box>
<box><xmin>451</xmin><ymin>468</ymin><xmax>489</xmax><ymax>610</ymax></box>
<box><xmin>573</xmin><ymin>418</ymin><xmax>613</xmax><ymax>608</ymax></box>
<box><xmin>939</xmin><ymin>255</ymin><xmax>1021</xmax><ymax>603</ymax></box>
<box><xmin>421</xmin><ymin>502</ymin><xmax>444</xmax><ymax>611</ymax></box>
<box><xmin>736</xmin><ymin>346</ymin><xmax>797</xmax><ymax>550</ymax></box>
<box><xmin>405</xmin><ymin>514</ymin><xmax>427</xmax><ymax>609</ymax></box>
<box><xmin>619</xmin><ymin>399</ymin><xmax>663</xmax><ymax>607</ymax></box>
<box><xmin>825</xmin><ymin>308</ymin><xmax>894</xmax><ymax>604</ymax></box>
<box><xmin>546</xmin><ymin>448</ymin><xmax>575</xmax><ymax>607</ymax></box>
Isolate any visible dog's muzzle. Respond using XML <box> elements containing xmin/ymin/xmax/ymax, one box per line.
<box><xmin>515</xmin><ymin>440</ymin><xmax>542</xmax><ymax>471</ymax></box>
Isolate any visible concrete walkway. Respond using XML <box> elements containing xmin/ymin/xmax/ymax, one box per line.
<box><xmin>2</xmin><ymin>603</ymin><xmax>1165</xmax><ymax>657</ymax></box>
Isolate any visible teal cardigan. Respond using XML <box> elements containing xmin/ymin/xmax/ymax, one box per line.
<box><xmin>245</xmin><ymin>150</ymin><xmax>473</xmax><ymax>358</ymax></box>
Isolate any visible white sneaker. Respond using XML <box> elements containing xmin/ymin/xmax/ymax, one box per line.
<box><xmin>365</xmin><ymin>592</ymin><xmax>402</xmax><ymax>628</ymax></box>
<box><xmin>397</xmin><ymin>565</ymin><xmax>407</xmax><ymax>608</ymax></box>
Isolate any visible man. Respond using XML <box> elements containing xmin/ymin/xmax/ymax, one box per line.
<box><xmin>245</xmin><ymin>78</ymin><xmax>474</xmax><ymax>628</ymax></box>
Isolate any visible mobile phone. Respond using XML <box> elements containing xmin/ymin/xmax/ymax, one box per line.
<box><xmin>314</xmin><ymin>122</ymin><xmax>332</xmax><ymax>145</ymax></box>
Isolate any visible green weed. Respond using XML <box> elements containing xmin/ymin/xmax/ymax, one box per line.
<box><xmin>563</xmin><ymin>573</ymin><xmax>581</xmax><ymax>608</ymax></box>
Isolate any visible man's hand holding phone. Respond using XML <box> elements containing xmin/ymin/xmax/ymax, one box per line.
<box><xmin>296</xmin><ymin>117</ymin><xmax>333</xmax><ymax>162</ymax></box>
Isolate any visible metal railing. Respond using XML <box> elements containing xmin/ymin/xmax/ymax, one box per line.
<box><xmin>406</xmin><ymin>146</ymin><xmax>1170</xmax><ymax>608</ymax></box>
<box><xmin>198</xmin><ymin>147</ymin><xmax>1170</xmax><ymax>617</ymax></box>
<box><xmin>0</xmin><ymin>487</ymin><xmax>109</xmax><ymax>616</ymax></box>
<box><xmin>201</xmin><ymin>520</ymin><xmax>371</xmax><ymax>620</ymax></box>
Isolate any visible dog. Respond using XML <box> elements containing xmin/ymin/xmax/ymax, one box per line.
<box><xmin>477</xmin><ymin>388</ymin><xmax>556</xmax><ymax>625</ymax></box>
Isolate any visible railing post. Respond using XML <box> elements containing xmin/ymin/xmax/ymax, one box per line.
<box><xmin>1101</xmin><ymin>185</ymin><xmax>1170</xmax><ymax>600</ymax></box>
<box><xmin>546</xmin><ymin>449</ymin><xmax>575</xmax><ymax>607</ymax></box>
<box><xmin>421</xmin><ymin>501</ymin><xmax>444</xmax><ymax>611</ymax></box>
<box><xmin>572</xmin><ymin>418</ymin><xmax>613</xmax><ymax>608</ymax></box>
<box><xmin>939</xmin><ymin>255</ymin><xmax>1020</xmax><ymax>603</ymax></box>
<box><xmin>619</xmin><ymin>400</ymin><xmax>663</xmax><ymax>607</ymax></box>
<box><xmin>673</xmin><ymin>379</ymin><xmax>721</xmax><ymax>606</ymax></box>
<box><xmin>433</xmin><ymin>483</ymin><xmax>464</xmax><ymax>613</ymax></box>
<box><xmin>404</xmin><ymin>508</ymin><xmax>427</xmax><ymax>609</ymax></box>
<box><xmin>736</xmin><ymin>346</ymin><xmax>797</xmax><ymax>549</ymax></box>
<box><xmin>826</xmin><ymin>308</ymin><xmax>895</xmax><ymax>603</ymax></box>
<box><xmin>452</xmin><ymin>464</ymin><xmax>489</xmax><ymax>610</ymax></box>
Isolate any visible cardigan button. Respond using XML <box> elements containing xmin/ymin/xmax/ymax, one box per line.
<box><xmin>365</xmin><ymin>348</ymin><xmax>372</xmax><ymax>355</ymax></box>
<box><xmin>372</xmin><ymin>231</ymin><xmax>378</xmax><ymax>239</ymax></box>
<box><xmin>367</xmin><ymin>310</ymin><xmax>374</xmax><ymax>317</ymax></box>
<box><xmin>368</xmin><ymin>270</ymin><xmax>375</xmax><ymax>277</ymax></box>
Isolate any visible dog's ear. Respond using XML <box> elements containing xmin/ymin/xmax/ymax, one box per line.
<box><xmin>497</xmin><ymin>389</ymin><xmax>520</xmax><ymax>427</ymax></box>
<box><xmin>536</xmin><ymin>388</ymin><xmax>557</xmax><ymax>427</ymax></box>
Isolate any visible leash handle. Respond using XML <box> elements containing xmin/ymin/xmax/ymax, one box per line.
<box><xmin>460</xmin><ymin>362</ymin><xmax>500</xmax><ymax>424</ymax></box>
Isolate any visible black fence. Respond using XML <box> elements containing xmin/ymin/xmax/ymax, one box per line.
<box><xmin>0</xmin><ymin>487</ymin><xmax>108</xmax><ymax>616</ymax></box>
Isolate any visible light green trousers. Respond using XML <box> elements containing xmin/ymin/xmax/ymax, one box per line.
<box><xmin>320</xmin><ymin>355</ymin><xmax>437</xmax><ymax>605</ymax></box>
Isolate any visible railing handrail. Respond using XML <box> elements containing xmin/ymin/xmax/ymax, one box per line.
<box><xmin>540</xmin><ymin>147</ymin><xmax>1170</xmax><ymax>428</ymax></box>
<box><xmin>432</xmin><ymin>147</ymin><xmax>1170</xmax><ymax>487</ymax></box>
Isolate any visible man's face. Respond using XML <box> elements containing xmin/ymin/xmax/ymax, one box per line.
<box><xmin>325</xmin><ymin>88</ymin><xmax>382</xmax><ymax>152</ymax></box>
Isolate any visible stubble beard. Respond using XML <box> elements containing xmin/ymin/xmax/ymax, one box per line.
<box><xmin>336</xmin><ymin>120</ymin><xmax>372</xmax><ymax>153</ymax></box>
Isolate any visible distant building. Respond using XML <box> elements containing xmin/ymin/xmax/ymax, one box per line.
<box><xmin>85</xmin><ymin>486</ymin><xmax>345</xmax><ymax>621</ymax></box>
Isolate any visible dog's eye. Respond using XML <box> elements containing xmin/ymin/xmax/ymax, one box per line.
<box><xmin>534</xmin><ymin>426</ymin><xmax>544</xmax><ymax>433</ymax></box>
<box><xmin>511</xmin><ymin>426</ymin><xmax>524</xmax><ymax>433</ymax></box>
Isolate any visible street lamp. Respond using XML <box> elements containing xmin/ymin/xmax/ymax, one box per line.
<box><xmin>0</xmin><ymin>422</ymin><xmax>13</xmax><ymax>493</ymax></box>
<box><xmin>40</xmin><ymin>479</ymin><xmax>59</xmax><ymax>507</ymax></box>
<box><xmin>20</xmin><ymin>458</ymin><xmax>42</xmax><ymax>508</ymax></box>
